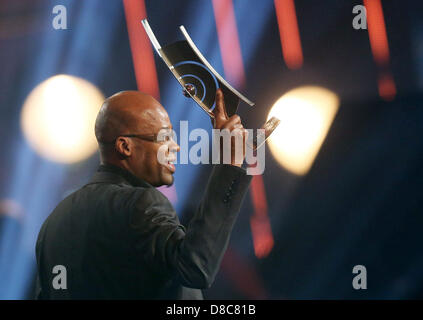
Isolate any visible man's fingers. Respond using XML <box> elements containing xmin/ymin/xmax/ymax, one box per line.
<box><xmin>213</xmin><ymin>89</ymin><xmax>228</xmax><ymax>124</ymax></box>
<box><xmin>222</xmin><ymin>114</ymin><xmax>241</xmax><ymax>131</ymax></box>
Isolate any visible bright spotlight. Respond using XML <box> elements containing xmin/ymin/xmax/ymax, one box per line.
<box><xmin>0</xmin><ymin>199</ymin><xmax>23</xmax><ymax>220</ymax></box>
<box><xmin>267</xmin><ymin>86</ymin><xmax>339</xmax><ymax>175</ymax></box>
<box><xmin>20</xmin><ymin>75</ymin><xmax>105</xmax><ymax>163</ymax></box>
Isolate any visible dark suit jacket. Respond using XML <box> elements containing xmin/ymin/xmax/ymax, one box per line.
<box><xmin>35</xmin><ymin>164</ymin><xmax>252</xmax><ymax>299</ymax></box>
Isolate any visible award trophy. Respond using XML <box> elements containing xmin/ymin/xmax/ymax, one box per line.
<box><xmin>141</xmin><ymin>19</ymin><xmax>280</xmax><ymax>150</ymax></box>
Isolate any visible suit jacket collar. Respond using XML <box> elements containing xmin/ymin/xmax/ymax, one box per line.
<box><xmin>88</xmin><ymin>164</ymin><xmax>152</xmax><ymax>188</ymax></box>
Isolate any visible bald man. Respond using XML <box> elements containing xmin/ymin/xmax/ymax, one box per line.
<box><xmin>35</xmin><ymin>89</ymin><xmax>252</xmax><ymax>299</ymax></box>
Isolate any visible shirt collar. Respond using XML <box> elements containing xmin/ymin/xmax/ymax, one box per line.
<box><xmin>97</xmin><ymin>163</ymin><xmax>152</xmax><ymax>188</ymax></box>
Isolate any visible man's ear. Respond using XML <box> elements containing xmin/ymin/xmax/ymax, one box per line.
<box><xmin>115</xmin><ymin>137</ymin><xmax>132</xmax><ymax>157</ymax></box>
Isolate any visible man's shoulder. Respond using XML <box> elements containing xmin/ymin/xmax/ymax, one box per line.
<box><xmin>130</xmin><ymin>185</ymin><xmax>174</xmax><ymax>212</ymax></box>
<box><xmin>79</xmin><ymin>180</ymin><xmax>175</xmax><ymax>215</ymax></box>
<box><xmin>39</xmin><ymin>182</ymin><xmax>141</xmax><ymax>229</ymax></box>
<box><xmin>38</xmin><ymin>181</ymin><xmax>175</xmax><ymax>238</ymax></box>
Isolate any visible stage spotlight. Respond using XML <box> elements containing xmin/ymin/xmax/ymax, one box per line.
<box><xmin>20</xmin><ymin>75</ymin><xmax>104</xmax><ymax>163</ymax></box>
<box><xmin>0</xmin><ymin>199</ymin><xmax>23</xmax><ymax>220</ymax></box>
<box><xmin>267</xmin><ymin>86</ymin><xmax>339</xmax><ymax>175</ymax></box>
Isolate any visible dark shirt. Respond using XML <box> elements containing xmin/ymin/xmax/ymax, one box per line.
<box><xmin>35</xmin><ymin>164</ymin><xmax>252</xmax><ymax>299</ymax></box>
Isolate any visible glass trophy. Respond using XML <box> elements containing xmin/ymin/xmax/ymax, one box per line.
<box><xmin>141</xmin><ymin>19</ymin><xmax>280</xmax><ymax>150</ymax></box>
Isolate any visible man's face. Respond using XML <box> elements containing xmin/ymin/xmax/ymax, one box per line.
<box><xmin>130</xmin><ymin>107</ymin><xmax>179</xmax><ymax>187</ymax></box>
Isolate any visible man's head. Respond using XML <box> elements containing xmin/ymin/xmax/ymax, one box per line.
<box><xmin>95</xmin><ymin>91</ymin><xmax>179</xmax><ymax>187</ymax></box>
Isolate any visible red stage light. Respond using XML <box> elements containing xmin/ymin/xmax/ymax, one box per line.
<box><xmin>363</xmin><ymin>0</ymin><xmax>396</xmax><ymax>101</ymax></box>
<box><xmin>250</xmin><ymin>175</ymin><xmax>274</xmax><ymax>258</ymax></box>
<box><xmin>212</xmin><ymin>0</ymin><xmax>246</xmax><ymax>87</ymax></box>
<box><xmin>123</xmin><ymin>0</ymin><xmax>160</xmax><ymax>101</ymax></box>
<box><xmin>378</xmin><ymin>72</ymin><xmax>396</xmax><ymax>101</ymax></box>
<box><xmin>274</xmin><ymin>0</ymin><xmax>303</xmax><ymax>69</ymax></box>
<box><xmin>364</xmin><ymin>0</ymin><xmax>390</xmax><ymax>66</ymax></box>
<box><xmin>212</xmin><ymin>0</ymin><xmax>274</xmax><ymax>259</ymax></box>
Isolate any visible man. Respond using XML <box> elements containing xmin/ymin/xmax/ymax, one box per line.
<box><xmin>35</xmin><ymin>89</ymin><xmax>252</xmax><ymax>299</ymax></box>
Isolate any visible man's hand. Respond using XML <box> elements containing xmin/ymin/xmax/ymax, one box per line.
<box><xmin>212</xmin><ymin>89</ymin><xmax>248</xmax><ymax>167</ymax></box>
